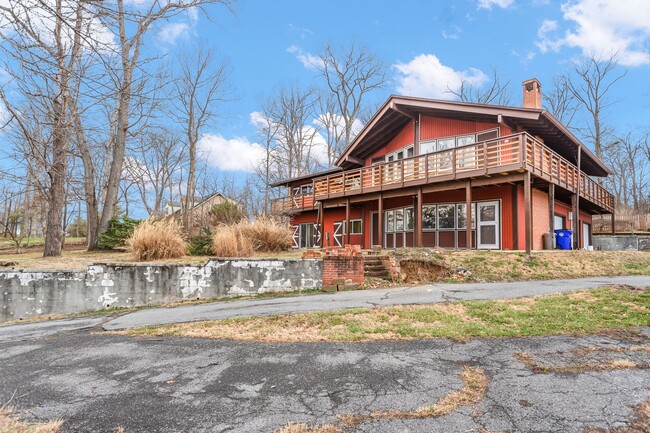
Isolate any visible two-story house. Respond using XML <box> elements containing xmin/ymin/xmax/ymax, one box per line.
<box><xmin>272</xmin><ymin>79</ymin><xmax>615</xmax><ymax>253</ymax></box>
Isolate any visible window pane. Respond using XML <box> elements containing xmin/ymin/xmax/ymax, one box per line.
<box><xmin>438</xmin><ymin>138</ymin><xmax>455</xmax><ymax>150</ymax></box>
<box><xmin>350</xmin><ymin>219</ymin><xmax>362</xmax><ymax>234</ymax></box>
<box><xmin>407</xmin><ymin>147</ymin><xmax>414</xmax><ymax>158</ymax></box>
<box><xmin>480</xmin><ymin>225</ymin><xmax>496</xmax><ymax>244</ymax></box>
<box><xmin>420</xmin><ymin>141</ymin><xmax>435</xmax><ymax>154</ymax></box>
<box><xmin>397</xmin><ymin>151</ymin><xmax>404</xmax><ymax>160</ymax></box>
<box><xmin>423</xmin><ymin>205</ymin><xmax>436</xmax><ymax>229</ymax></box>
<box><xmin>385</xmin><ymin>210</ymin><xmax>394</xmax><ymax>232</ymax></box>
<box><xmin>405</xmin><ymin>208</ymin><xmax>414</xmax><ymax>230</ymax></box>
<box><xmin>456</xmin><ymin>135</ymin><xmax>476</xmax><ymax>147</ymax></box>
<box><xmin>457</xmin><ymin>204</ymin><xmax>467</xmax><ymax>229</ymax></box>
<box><xmin>395</xmin><ymin>209</ymin><xmax>404</xmax><ymax>231</ymax></box>
<box><xmin>480</xmin><ymin>204</ymin><xmax>496</xmax><ymax>222</ymax></box>
<box><xmin>438</xmin><ymin>204</ymin><xmax>455</xmax><ymax>229</ymax></box>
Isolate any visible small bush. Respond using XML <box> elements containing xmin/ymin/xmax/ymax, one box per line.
<box><xmin>237</xmin><ymin>218</ymin><xmax>292</xmax><ymax>252</ymax></box>
<box><xmin>210</xmin><ymin>201</ymin><xmax>246</xmax><ymax>226</ymax></box>
<box><xmin>211</xmin><ymin>225</ymin><xmax>253</xmax><ymax>257</ymax></box>
<box><xmin>188</xmin><ymin>228</ymin><xmax>213</xmax><ymax>256</ymax></box>
<box><xmin>98</xmin><ymin>215</ymin><xmax>140</xmax><ymax>250</ymax></box>
<box><xmin>127</xmin><ymin>218</ymin><xmax>187</xmax><ymax>261</ymax></box>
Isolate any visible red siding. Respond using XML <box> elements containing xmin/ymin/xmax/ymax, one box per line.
<box><xmin>420</xmin><ymin>116</ymin><xmax>511</xmax><ymax>141</ymax></box>
<box><xmin>365</xmin><ymin>122</ymin><xmax>414</xmax><ymax>165</ymax></box>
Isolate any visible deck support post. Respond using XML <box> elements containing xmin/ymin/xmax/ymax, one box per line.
<box><xmin>345</xmin><ymin>198</ymin><xmax>350</xmax><ymax>246</ymax></box>
<box><xmin>524</xmin><ymin>171</ymin><xmax>532</xmax><ymax>254</ymax></box>
<box><xmin>319</xmin><ymin>201</ymin><xmax>324</xmax><ymax>248</ymax></box>
<box><xmin>548</xmin><ymin>183</ymin><xmax>555</xmax><ymax>247</ymax></box>
<box><xmin>378</xmin><ymin>194</ymin><xmax>383</xmax><ymax>248</ymax></box>
<box><xmin>416</xmin><ymin>188</ymin><xmax>423</xmax><ymax>247</ymax></box>
<box><xmin>574</xmin><ymin>146</ymin><xmax>582</xmax><ymax>249</ymax></box>
<box><xmin>465</xmin><ymin>181</ymin><xmax>472</xmax><ymax>249</ymax></box>
<box><xmin>611</xmin><ymin>209</ymin><xmax>616</xmax><ymax>235</ymax></box>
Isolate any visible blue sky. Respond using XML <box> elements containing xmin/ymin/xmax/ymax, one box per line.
<box><xmin>170</xmin><ymin>0</ymin><xmax>649</xmax><ymax>174</ymax></box>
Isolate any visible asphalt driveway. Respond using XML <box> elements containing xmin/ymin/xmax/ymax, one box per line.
<box><xmin>1</xmin><ymin>323</ymin><xmax>649</xmax><ymax>432</ymax></box>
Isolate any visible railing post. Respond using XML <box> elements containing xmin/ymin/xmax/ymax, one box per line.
<box><xmin>452</xmin><ymin>148</ymin><xmax>457</xmax><ymax>178</ymax></box>
<box><xmin>400</xmin><ymin>161</ymin><xmax>405</xmax><ymax>187</ymax></box>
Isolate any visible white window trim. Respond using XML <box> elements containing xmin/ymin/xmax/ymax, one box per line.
<box><xmin>349</xmin><ymin>219</ymin><xmax>363</xmax><ymax>235</ymax></box>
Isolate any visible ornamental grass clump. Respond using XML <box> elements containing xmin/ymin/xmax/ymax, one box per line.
<box><xmin>127</xmin><ymin>218</ymin><xmax>187</xmax><ymax>261</ymax></box>
<box><xmin>211</xmin><ymin>225</ymin><xmax>254</xmax><ymax>257</ymax></box>
<box><xmin>236</xmin><ymin>217</ymin><xmax>292</xmax><ymax>252</ymax></box>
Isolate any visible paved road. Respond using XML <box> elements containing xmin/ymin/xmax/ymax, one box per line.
<box><xmin>0</xmin><ymin>325</ymin><xmax>648</xmax><ymax>432</ymax></box>
<box><xmin>101</xmin><ymin>275</ymin><xmax>650</xmax><ymax>330</ymax></box>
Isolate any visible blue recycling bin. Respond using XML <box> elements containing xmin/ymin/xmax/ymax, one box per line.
<box><xmin>554</xmin><ymin>229</ymin><xmax>572</xmax><ymax>250</ymax></box>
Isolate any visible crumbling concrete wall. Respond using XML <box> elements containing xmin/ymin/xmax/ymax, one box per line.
<box><xmin>0</xmin><ymin>258</ymin><xmax>321</xmax><ymax>322</ymax></box>
<box><xmin>593</xmin><ymin>235</ymin><xmax>650</xmax><ymax>251</ymax></box>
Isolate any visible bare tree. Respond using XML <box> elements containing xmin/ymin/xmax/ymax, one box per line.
<box><xmin>315</xmin><ymin>92</ymin><xmax>346</xmax><ymax>167</ymax></box>
<box><xmin>124</xmin><ymin>130</ymin><xmax>185</xmax><ymax>217</ymax></box>
<box><xmin>564</xmin><ymin>54</ymin><xmax>628</xmax><ymax>159</ymax></box>
<box><xmin>172</xmin><ymin>45</ymin><xmax>229</xmax><ymax>230</ymax></box>
<box><xmin>317</xmin><ymin>42</ymin><xmax>387</xmax><ymax>147</ymax></box>
<box><xmin>447</xmin><ymin>68</ymin><xmax>511</xmax><ymax>105</ymax></box>
<box><xmin>544</xmin><ymin>76</ymin><xmax>579</xmax><ymax>127</ymax></box>
<box><xmin>253</xmin><ymin>104</ymin><xmax>281</xmax><ymax>215</ymax></box>
<box><xmin>95</xmin><ymin>0</ymin><xmax>235</xmax><ymax>240</ymax></box>
<box><xmin>0</xmin><ymin>0</ymin><xmax>86</xmax><ymax>256</ymax></box>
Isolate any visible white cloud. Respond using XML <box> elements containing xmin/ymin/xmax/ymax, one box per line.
<box><xmin>537</xmin><ymin>0</ymin><xmax>650</xmax><ymax>66</ymax></box>
<box><xmin>393</xmin><ymin>54</ymin><xmax>488</xmax><ymax>99</ymax></box>
<box><xmin>198</xmin><ymin>133</ymin><xmax>265</xmax><ymax>172</ymax></box>
<box><xmin>157</xmin><ymin>21</ymin><xmax>190</xmax><ymax>44</ymax></box>
<box><xmin>477</xmin><ymin>0</ymin><xmax>514</xmax><ymax>10</ymax></box>
<box><xmin>442</xmin><ymin>25</ymin><xmax>462</xmax><ymax>40</ymax></box>
<box><xmin>186</xmin><ymin>7</ymin><xmax>200</xmax><ymax>22</ymax></box>
<box><xmin>287</xmin><ymin>45</ymin><xmax>323</xmax><ymax>69</ymax></box>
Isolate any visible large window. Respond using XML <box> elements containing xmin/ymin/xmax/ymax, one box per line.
<box><xmin>385</xmin><ymin>210</ymin><xmax>394</xmax><ymax>232</ymax></box>
<box><xmin>457</xmin><ymin>203</ymin><xmax>476</xmax><ymax>229</ymax></box>
<box><xmin>418</xmin><ymin>129</ymin><xmax>499</xmax><ymax>156</ymax></box>
<box><xmin>405</xmin><ymin>208</ymin><xmax>414</xmax><ymax>231</ymax></box>
<box><xmin>423</xmin><ymin>205</ymin><xmax>436</xmax><ymax>230</ymax></box>
<box><xmin>438</xmin><ymin>204</ymin><xmax>456</xmax><ymax>229</ymax></box>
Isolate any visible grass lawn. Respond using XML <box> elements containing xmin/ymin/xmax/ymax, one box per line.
<box><xmin>123</xmin><ymin>286</ymin><xmax>650</xmax><ymax>342</ymax></box>
<box><xmin>0</xmin><ymin>236</ymin><xmax>85</xmax><ymax>250</ymax></box>
<box><xmin>0</xmin><ymin>247</ymin><xmax>302</xmax><ymax>270</ymax></box>
<box><xmin>395</xmin><ymin>249</ymin><xmax>650</xmax><ymax>283</ymax></box>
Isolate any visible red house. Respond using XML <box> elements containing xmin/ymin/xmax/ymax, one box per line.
<box><xmin>272</xmin><ymin>79</ymin><xmax>615</xmax><ymax>253</ymax></box>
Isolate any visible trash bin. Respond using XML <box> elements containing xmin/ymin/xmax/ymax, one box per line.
<box><xmin>542</xmin><ymin>232</ymin><xmax>554</xmax><ymax>250</ymax></box>
<box><xmin>554</xmin><ymin>229</ymin><xmax>572</xmax><ymax>250</ymax></box>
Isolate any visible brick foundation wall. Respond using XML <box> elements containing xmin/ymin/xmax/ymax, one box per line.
<box><xmin>322</xmin><ymin>245</ymin><xmax>365</xmax><ymax>291</ymax></box>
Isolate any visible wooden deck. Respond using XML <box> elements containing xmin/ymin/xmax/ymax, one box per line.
<box><xmin>272</xmin><ymin>132</ymin><xmax>614</xmax><ymax>214</ymax></box>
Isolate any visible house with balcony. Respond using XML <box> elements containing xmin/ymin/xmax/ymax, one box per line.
<box><xmin>272</xmin><ymin>79</ymin><xmax>615</xmax><ymax>253</ymax></box>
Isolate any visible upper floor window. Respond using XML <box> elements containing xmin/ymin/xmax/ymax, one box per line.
<box><xmin>293</xmin><ymin>184</ymin><xmax>313</xmax><ymax>196</ymax></box>
<box><xmin>385</xmin><ymin>145</ymin><xmax>414</xmax><ymax>162</ymax></box>
<box><xmin>418</xmin><ymin>128</ymin><xmax>499</xmax><ymax>156</ymax></box>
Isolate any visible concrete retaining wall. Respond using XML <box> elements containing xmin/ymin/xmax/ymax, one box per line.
<box><xmin>0</xmin><ymin>258</ymin><xmax>322</xmax><ymax>322</ymax></box>
<box><xmin>593</xmin><ymin>235</ymin><xmax>650</xmax><ymax>251</ymax></box>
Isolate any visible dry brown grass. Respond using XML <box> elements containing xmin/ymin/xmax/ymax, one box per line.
<box><xmin>211</xmin><ymin>225</ymin><xmax>254</xmax><ymax>257</ymax></box>
<box><xmin>211</xmin><ymin>219</ymin><xmax>291</xmax><ymax>258</ymax></box>
<box><xmin>127</xmin><ymin>219</ymin><xmax>187</xmax><ymax>261</ymax></box>
<box><xmin>515</xmin><ymin>351</ymin><xmax>649</xmax><ymax>374</ymax></box>
<box><xmin>0</xmin><ymin>407</ymin><xmax>62</xmax><ymax>433</ymax></box>
<box><xmin>274</xmin><ymin>367</ymin><xmax>487</xmax><ymax>433</ymax></box>
<box><xmin>237</xmin><ymin>217</ymin><xmax>292</xmax><ymax>252</ymax></box>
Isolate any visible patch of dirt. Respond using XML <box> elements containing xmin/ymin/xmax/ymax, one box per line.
<box><xmin>274</xmin><ymin>366</ymin><xmax>487</xmax><ymax>433</ymax></box>
<box><xmin>398</xmin><ymin>259</ymin><xmax>451</xmax><ymax>283</ymax></box>
<box><xmin>585</xmin><ymin>399</ymin><xmax>650</xmax><ymax>433</ymax></box>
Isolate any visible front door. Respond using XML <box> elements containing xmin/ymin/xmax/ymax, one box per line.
<box><xmin>333</xmin><ymin>221</ymin><xmax>345</xmax><ymax>247</ymax></box>
<box><xmin>477</xmin><ymin>201</ymin><xmax>500</xmax><ymax>249</ymax></box>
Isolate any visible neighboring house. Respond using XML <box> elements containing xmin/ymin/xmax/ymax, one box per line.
<box><xmin>272</xmin><ymin>79</ymin><xmax>615</xmax><ymax>252</ymax></box>
<box><xmin>164</xmin><ymin>201</ymin><xmax>183</xmax><ymax>215</ymax></box>
<box><xmin>168</xmin><ymin>193</ymin><xmax>235</xmax><ymax>237</ymax></box>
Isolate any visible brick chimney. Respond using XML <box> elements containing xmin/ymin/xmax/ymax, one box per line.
<box><xmin>522</xmin><ymin>78</ymin><xmax>542</xmax><ymax>109</ymax></box>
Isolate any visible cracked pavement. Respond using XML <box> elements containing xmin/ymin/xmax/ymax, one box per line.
<box><xmin>1</xmin><ymin>322</ymin><xmax>649</xmax><ymax>432</ymax></box>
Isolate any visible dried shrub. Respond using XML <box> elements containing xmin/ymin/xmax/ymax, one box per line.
<box><xmin>127</xmin><ymin>218</ymin><xmax>187</xmax><ymax>261</ymax></box>
<box><xmin>211</xmin><ymin>225</ymin><xmax>254</xmax><ymax>257</ymax></box>
<box><xmin>236</xmin><ymin>217</ymin><xmax>292</xmax><ymax>252</ymax></box>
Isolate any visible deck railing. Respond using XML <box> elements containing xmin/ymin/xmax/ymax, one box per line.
<box><xmin>271</xmin><ymin>194</ymin><xmax>315</xmax><ymax>213</ymax></box>
<box><xmin>274</xmin><ymin>132</ymin><xmax>615</xmax><ymax>213</ymax></box>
